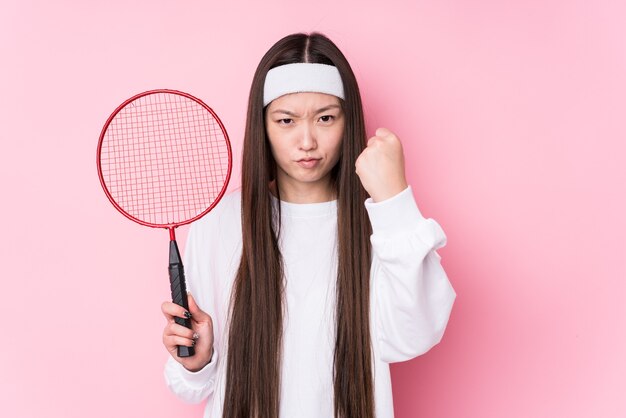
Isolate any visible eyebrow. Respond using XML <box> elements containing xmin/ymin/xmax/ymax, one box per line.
<box><xmin>270</xmin><ymin>104</ymin><xmax>341</xmax><ymax>117</ymax></box>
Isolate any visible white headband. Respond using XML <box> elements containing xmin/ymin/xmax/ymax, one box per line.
<box><xmin>263</xmin><ymin>63</ymin><xmax>345</xmax><ymax>106</ymax></box>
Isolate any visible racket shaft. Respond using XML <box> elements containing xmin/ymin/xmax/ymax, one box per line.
<box><xmin>168</xmin><ymin>240</ymin><xmax>195</xmax><ymax>357</ymax></box>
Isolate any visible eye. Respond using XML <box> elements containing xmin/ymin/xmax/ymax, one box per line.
<box><xmin>277</xmin><ymin>118</ymin><xmax>293</xmax><ymax>125</ymax></box>
<box><xmin>319</xmin><ymin>115</ymin><xmax>335</xmax><ymax>123</ymax></box>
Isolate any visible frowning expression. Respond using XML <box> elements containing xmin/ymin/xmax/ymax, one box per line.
<box><xmin>265</xmin><ymin>92</ymin><xmax>344</xmax><ymax>199</ymax></box>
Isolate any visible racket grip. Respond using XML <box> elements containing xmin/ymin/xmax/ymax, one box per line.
<box><xmin>168</xmin><ymin>240</ymin><xmax>195</xmax><ymax>358</ymax></box>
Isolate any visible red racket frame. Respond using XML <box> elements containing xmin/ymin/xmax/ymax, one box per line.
<box><xmin>96</xmin><ymin>89</ymin><xmax>232</xmax><ymax>240</ymax></box>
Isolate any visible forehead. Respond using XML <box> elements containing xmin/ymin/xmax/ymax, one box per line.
<box><xmin>267</xmin><ymin>92</ymin><xmax>341</xmax><ymax>112</ymax></box>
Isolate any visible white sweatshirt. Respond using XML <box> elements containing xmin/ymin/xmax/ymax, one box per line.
<box><xmin>164</xmin><ymin>186</ymin><xmax>456</xmax><ymax>418</ymax></box>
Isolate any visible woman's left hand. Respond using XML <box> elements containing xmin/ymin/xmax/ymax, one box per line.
<box><xmin>355</xmin><ymin>128</ymin><xmax>408</xmax><ymax>202</ymax></box>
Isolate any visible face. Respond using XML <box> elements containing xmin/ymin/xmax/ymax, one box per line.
<box><xmin>265</xmin><ymin>92</ymin><xmax>344</xmax><ymax>202</ymax></box>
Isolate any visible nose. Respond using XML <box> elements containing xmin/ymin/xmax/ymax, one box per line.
<box><xmin>299</xmin><ymin>123</ymin><xmax>317</xmax><ymax>151</ymax></box>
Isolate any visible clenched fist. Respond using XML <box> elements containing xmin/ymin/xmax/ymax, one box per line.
<box><xmin>355</xmin><ymin>128</ymin><xmax>408</xmax><ymax>202</ymax></box>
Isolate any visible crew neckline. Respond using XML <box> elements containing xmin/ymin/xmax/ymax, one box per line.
<box><xmin>270</xmin><ymin>194</ymin><xmax>337</xmax><ymax>218</ymax></box>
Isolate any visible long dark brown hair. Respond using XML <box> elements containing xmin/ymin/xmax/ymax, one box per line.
<box><xmin>224</xmin><ymin>32</ymin><xmax>374</xmax><ymax>418</ymax></box>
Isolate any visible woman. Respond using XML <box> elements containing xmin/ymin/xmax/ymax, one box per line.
<box><xmin>161</xmin><ymin>32</ymin><xmax>456</xmax><ymax>418</ymax></box>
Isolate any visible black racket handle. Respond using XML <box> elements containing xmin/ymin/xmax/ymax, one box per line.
<box><xmin>168</xmin><ymin>240</ymin><xmax>195</xmax><ymax>357</ymax></box>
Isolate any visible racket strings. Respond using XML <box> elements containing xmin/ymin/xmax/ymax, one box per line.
<box><xmin>100</xmin><ymin>92</ymin><xmax>230</xmax><ymax>225</ymax></box>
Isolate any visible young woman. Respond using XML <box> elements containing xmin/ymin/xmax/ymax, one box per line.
<box><xmin>161</xmin><ymin>32</ymin><xmax>456</xmax><ymax>418</ymax></box>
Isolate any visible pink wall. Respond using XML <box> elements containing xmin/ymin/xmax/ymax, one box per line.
<box><xmin>1</xmin><ymin>0</ymin><xmax>624</xmax><ymax>417</ymax></box>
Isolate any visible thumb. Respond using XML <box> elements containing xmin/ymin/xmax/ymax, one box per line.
<box><xmin>187</xmin><ymin>293</ymin><xmax>210</xmax><ymax>321</ymax></box>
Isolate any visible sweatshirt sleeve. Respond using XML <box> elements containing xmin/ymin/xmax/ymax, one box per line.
<box><xmin>365</xmin><ymin>186</ymin><xmax>456</xmax><ymax>363</ymax></box>
<box><xmin>164</xmin><ymin>349</ymin><xmax>219</xmax><ymax>404</ymax></box>
<box><xmin>163</xmin><ymin>221</ymin><xmax>219</xmax><ymax>403</ymax></box>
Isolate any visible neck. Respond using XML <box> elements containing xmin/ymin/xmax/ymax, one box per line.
<box><xmin>270</xmin><ymin>178</ymin><xmax>336</xmax><ymax>204</ymax></box>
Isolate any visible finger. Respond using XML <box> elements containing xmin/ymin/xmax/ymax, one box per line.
<box><xmin>375</xmin><ymin>127</ymin><xmax>392</xmax><ymax>138</ymax></box>
<box><xmin>187</xmin><ymin>293</ymin><xmax>211</xmax><ymax>322</ymax></box>
<box><xmin>355</xmin><ymin>150</ymin><xmax>367</xmax><ymax>173</ymax></box>
<box><xmin>163</xmin><ymin>334</ymin><xmax>196</xmax><ymax>350</ymax></box>
<box><xmin>161</xmin><ymin>301</ymin><xmax>190</xmax><ymax>322</ymax></box>
<box><xmin>164</xmin><ymin>322</ymin><xmax>198</xmax><ymax>340</ymax></box>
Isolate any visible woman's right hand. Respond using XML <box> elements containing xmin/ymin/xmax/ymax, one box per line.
<box><xmin>162</xmin><ymin>293</ymin><xmax>214</xmax><ymax>372</ymax></box>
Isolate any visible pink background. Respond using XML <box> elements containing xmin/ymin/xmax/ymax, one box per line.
<box><xmin>1</xmin><ymin>0</ymin><xmax>625</xmax><ymax>417</ymax></box>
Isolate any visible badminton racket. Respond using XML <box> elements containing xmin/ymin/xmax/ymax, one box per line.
<box><xmin>97</xmin><ymin>89</ymin><xmax>232</xmax><ymax>357</ymax></box>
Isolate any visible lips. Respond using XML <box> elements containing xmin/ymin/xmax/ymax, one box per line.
<box><xmin>296</xmin><ymin>158</ymin><xmax>321</xmax><ymax>168</ymax></box>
